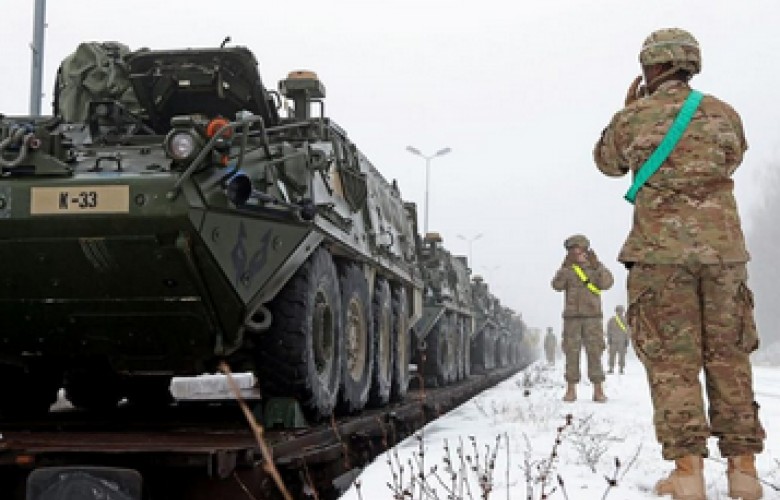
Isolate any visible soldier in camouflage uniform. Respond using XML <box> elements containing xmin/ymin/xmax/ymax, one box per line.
<box><xmin>594</xmin><ymin>28</ymin><xmax>765</xmax><ymax>500</ymax></box>
<box><xmin>543</xmin><ymin>327</ymin><xmax>557</xmax><ymax>366</ymax></box>
<box><xmin>605</xmin><ymin>305</ymin><xmax>630</xmax><ymax>374</ymax></box>
<box><xmin>551</xmin><ymin>234</ymin><xmax>613</xmax><ymax>403</ymax></box>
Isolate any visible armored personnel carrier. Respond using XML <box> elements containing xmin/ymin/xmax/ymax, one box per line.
<box><xmin>412</xmin><ymin>233</ymin><xmax>475</xmax><ymax>387</ymax></box>
<box><xmin>0</xmin><ymin>44</ymin><xmax>422</xmax><ymax>420</ymax></box>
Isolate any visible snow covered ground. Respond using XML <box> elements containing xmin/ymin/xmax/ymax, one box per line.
<box><xmin>340</xmin><ymin>352</ymin><xmax>780</xmax><ymax>499</ymax></box>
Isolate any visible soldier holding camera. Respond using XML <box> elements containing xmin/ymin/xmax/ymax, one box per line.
<box><xmin>551</xmin><ymin>234</ymin><xmax>614</xmax><ymax>403</ymax></box>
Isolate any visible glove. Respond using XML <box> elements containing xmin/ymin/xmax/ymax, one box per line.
<box><xmin>586</xmin><ymin>249</ymin><xmax>600</xmax><ymax>267</ymax></box>
<box><xmin>624</xmin><ymin>75</ymin><xmax>645</xmax><ymax>107</ymax></box>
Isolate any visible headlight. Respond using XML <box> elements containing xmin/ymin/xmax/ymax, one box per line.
<box><xmin>166</xmin><ymin>131</ymin><xmax>199</xmax><ymax>161</ymax></box>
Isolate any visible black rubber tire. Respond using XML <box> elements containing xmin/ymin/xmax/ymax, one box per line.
<box><xmin>451</xmin><ymin>315</ymin><xmax>463</xmax><ymax>382</ymax></box>
<box><xmin>470</xmin><ymin>329</ymin><xmax>485</xmax><ymax>373</ymax></box>
<box><xmin>471</xmin><ymin>328</ymin><xmax>494</xmax><ymax>373</ymax></box>
<box><xmin>460</xmin><ymin>317</ymin><xmax>471</xmax><ymax>380</ymax></box>
<box><xmin>496</xmin><ymin>335</ymin><xmax>509</xmax><ymax>367</ymax></box>
<box><xmin>368</xmin><ymin>278</ymin><xmax>391</xmax><ymax>407</ymax></box>
<box><xmin>506</xmin><ymin>338</ymin><xmax>517</xmax><ymax>366</ymax></box>
<box><xmin>486</xmin><ymin>328</ymin><xmax>496</xmax><ymax>370</ymax></box>
<box><xmin>425</xmin><ymin>315</ymin><xmax>455</xmax><ymax>387</ymax></box>
<box><xmin>259</xmin><ymin>248</ymin><xmax>342</xmax><ymax>421</ymax></box>
<box><xmin>337</xmin><ymin>263</ymin><xmax>373</xmax><ymax>413</ymax></box>
<box><xmin>390</xmin><ymin>286</ymin><xmax>411</xmax><ymax>401</ymax></box>
<box><xmin>447</xmin><ymin>314</ymin><xmax>459</xmax><ymax>384</ymax></box>
<box><xmin>456</xmin><ymin>316</ymin><xmax>471</xmax><ymax>380</ymax></box>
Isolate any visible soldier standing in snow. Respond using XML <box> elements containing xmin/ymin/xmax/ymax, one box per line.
<box><xmin>551</xmin><ymin>234</ymin><xmax>613</xmax><ymax>403</ymax></box>
<box><xmin>594</xmin><ymin>27</ymin><xmax>765</xmax><ymax>500</ymax></box>
<box><xmin>605</xmin><ymin>305</ymin><xmax>630</xmax><ymax>374</ymax></box>
<box><xmin>543</xmin><ymin>327</ymin><xmax>557</xmax><ymax>366</ymax></box>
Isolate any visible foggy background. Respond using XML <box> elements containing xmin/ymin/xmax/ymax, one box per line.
<box><xmin>2</xmin><ymin>0</ymin><xmax>778</xmax><ymax>354</ymax></box>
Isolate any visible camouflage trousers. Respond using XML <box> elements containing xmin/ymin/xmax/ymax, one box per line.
<box><xmin>545</xmin><ymin>347</ymin><xmax>555</xmax><ymax>365</ymax></box>
<box><xmin>561</xmin><ymin>317</ymin><xmax>605</xmax><ymax>384</ymax></box>
<box><xmin>607</xmin><ymin>343</ymin><xmax>627</xmax><ymax>371</ymax></box>
<box><xmin>627</xmin><ymin>262</ymin><xmax>765</xmax><ymax>460</ymax></box>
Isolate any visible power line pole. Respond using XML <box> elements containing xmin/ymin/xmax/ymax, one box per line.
<box><xmin>29</xmin><ymin>0</ymin><xmax>47</xmax><ymax>116</ymax></box>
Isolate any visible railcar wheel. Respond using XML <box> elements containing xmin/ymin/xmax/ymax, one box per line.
<box><xmin>390</xmin><ymin>286</ymin><xmax>411</xmax><ymax>401</ymax></box>
<box><xmin>338</xmin><ymin>263</ymin><xmax>373</xmax><ymax>413</ymax></box>
<box><xmin>260</xmin><ymin>248</ymin><xmax>342</xmax><ymax>421</ymax></box>
<box><xmin>0</xmin><ymin>366</ymin><xmax>61</xmax><ymax>416</ymax></box>
<box><xmin>64</xmin><ymin>368</ymin><xmax>123</xmax><ymax>411</ymax></box>
<box><xmin>125</xmin><ymin>376</ymin><xmax>173</xmax><ymax>407</ymax></box>
<box><xmin>368</xmin><ymin>278</ymin><xmax>391</xmax><ymax>407</ymax></box>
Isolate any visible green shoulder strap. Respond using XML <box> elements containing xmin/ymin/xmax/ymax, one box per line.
<box><xmin>624</xmin><ymin>89</ymin><xmax>704</xmax><ymax>204</ymax></box>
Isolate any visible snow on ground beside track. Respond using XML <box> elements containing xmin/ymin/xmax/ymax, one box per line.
<box><xmin>340</xmin><ymin>353</ymin><xmax>780</xmax><ymax>499</ymax></box>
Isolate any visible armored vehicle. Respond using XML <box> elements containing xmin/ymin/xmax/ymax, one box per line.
<box><xmin>411</xmin><ymin>233</ymin><xmax>476</xmax><ymax>387</ymax></box>
<box><xmin>0</xmin><ymin>43</ymin><xmax>422</xmax><ymax>420</ymax></box>
<box><xmin>469</xmin><ymin>275</ymin><xmax>500</xmax><ymax>373</ymax></box>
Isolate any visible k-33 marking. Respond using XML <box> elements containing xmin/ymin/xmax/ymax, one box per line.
<box><xmin>30</xmin><ymin>185</ymin><xmax>130</xmax><ymax>214</ymax></box>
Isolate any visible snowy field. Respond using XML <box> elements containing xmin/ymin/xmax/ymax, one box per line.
<box><xmin>340</xmin><ymin>352</ymin><xmax>780</xmax><ymax>499</ymax></box>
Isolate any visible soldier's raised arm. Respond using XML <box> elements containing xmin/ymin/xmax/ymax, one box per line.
<box><xmin>592</xmin><ymin>262</ymin><xmax>614</xmax><ymax>291</ymax></box>
<box><xmin>551</xmin><ymin>266</ymin><xmax>568</xmax><ymax>291</ymax></box>
<box><xmin>594</xmin><ymin>106</ymin><xmax>632</xmax><ymax>177</ymax></box>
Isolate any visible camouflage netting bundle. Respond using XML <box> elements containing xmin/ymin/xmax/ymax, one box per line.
<box><xmin>55</xmin><ymin>41</ymin><xmax>142</xmax><ymax>122</ymax></box>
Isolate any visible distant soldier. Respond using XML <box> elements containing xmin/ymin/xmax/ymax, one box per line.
<box><xmin>594</xmin><ymin>28</ymin><xmax>765</xmax><ymax>499</ymax></box>
<box><xmin>543</xmin><ymin>327</ymin><xmax>557</xmax><ymax>366</ymax></box>
<box><xmin>551</xmin><ymin>234</ymin><xmax>614</xmax><ymax>403</ymax></box>
<box><xmin>605</xmin><ymin>305</ymin><xmax>629</xmax><ymax>374</ymax></box>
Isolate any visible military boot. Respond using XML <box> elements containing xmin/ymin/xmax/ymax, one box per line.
<box><xmin>593</xmin><ymin>383</ymin><xmax>607</xmax><ymax>403</ymax></box>
<box><xmin>727</xmin><ymin>455</ymin><xmax>763</xmax><ymax>499</ymax></box>
<box><xmin>607</xmin><ymin>368</ymin><xmax>614</xmax><ymax>374</ymax></box>
<box><xmin>654</xmin><ymin>455</ymin><xmax>705</xmax><ymax>500</ymax></box>
<box><xmin>562</xmin><ymin>383</ymin><xmax>576</xmax><ymax>402</ymax></box>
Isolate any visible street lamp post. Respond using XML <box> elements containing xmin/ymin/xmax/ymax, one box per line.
<box><xmin>457</xmin><ymin>233</ymin><xmax>483</xmax><ymax>269</ymax></box>
<box><xmin>29</xmin><ymin>0</ymin><xmax>47</xmax><ymax>116</ymax></box>
<box><xmin>406</xmin><ymin>145</ymin><xmax>452</xmax><ymax>235</ymax></box>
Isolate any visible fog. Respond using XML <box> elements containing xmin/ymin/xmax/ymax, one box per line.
<box><xmin>2</xmin><ymin>1</ymin><xmax>780</xmax><ymax>347</ymax></box>
<box><xmin>746</xmin><ymin>166</ymin><xmax>780</xmax><ymax>357</ymax></box>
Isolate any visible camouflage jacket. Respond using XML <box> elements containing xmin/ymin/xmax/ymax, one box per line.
<box><xmin>606</xmin><ymin>315</ymin><xmax>630</xmax><ymax>348</ymax></box>
<box><xmin>593</xmin><ymin>80</ymin><xmax>749</xmax><ymax>264</ymax></box>
<box><xmin>551</xmin><ymin>262</ymin><xmax>613</xmax><ymax>318</ymax></box>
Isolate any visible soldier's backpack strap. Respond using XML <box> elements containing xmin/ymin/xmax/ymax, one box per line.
<box><xmin>615</xmin><ymin>315</ymin><xmax>627</xmax><ymax>332</ymax></box>
<box><xmin>624</xmin><ymin>89</ymin><xmax>704</xmax><ymax>204</ymax></box>
<box><xmin>571</xmin><ymin>264</ymin><xmax>601</xmax><ymax>295</ymax></box>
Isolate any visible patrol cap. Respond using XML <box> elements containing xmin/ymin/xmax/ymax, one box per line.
<box><xmin>640</xmin><ymin>28</ymin><xmax>701</xmax><ymax>75</ymax></box>
<box><xmin>615</xmin><ymin>305</ymin><xmax>625</xmax><ymax>314</ymax></box>
<box><xmin>564</xmin><ymin>234</ymin><xmax>590</xmax><ymax>250</ymax></box>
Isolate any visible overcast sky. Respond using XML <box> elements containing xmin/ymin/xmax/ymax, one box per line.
<box><xmin>3</xmin><ymin>0</ymin><xmax>779</xmax><ymax>333</ymax></box>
